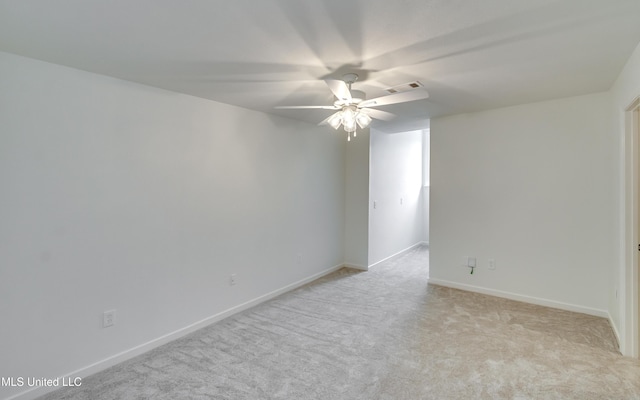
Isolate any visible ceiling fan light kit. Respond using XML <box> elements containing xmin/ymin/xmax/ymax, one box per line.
<box><xmin>275</xmin><ymin>73</ymin><xmax>429</xmax><ymax>142</ymax></box>
<box><xmin>328</xmin><ymin>105</ymin><xmax>370</xmax><ymax>141</ymax></box>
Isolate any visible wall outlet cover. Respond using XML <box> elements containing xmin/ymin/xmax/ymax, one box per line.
<box><xmin>103</xmin><ymin>310</ymin><xmax>116</xmax><ymax>328</ymax></box>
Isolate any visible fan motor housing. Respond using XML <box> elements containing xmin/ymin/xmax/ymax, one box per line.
<box><xmin>334</xmin><ymin>89</ymin><xmax>366</xmax><ymax>107</ymax></box>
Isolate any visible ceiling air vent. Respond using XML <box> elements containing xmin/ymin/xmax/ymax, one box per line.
<box><xmin>385</xmin><ymin>81</ymin><xmax>424</xmax><ymax>94</ymax></box>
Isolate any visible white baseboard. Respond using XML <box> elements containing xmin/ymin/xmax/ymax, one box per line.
<box><xmin>427</xmin><ymin>278</ymin><xmax>609</xmax><ymax>318</ymax></box>
<box><xmin>6</xmin><ymin>263</ymin><xmax>345</xmax><ymax>400</ymax></box>
<box><xmin>368</xmin><ymin>242</ymin><xmax>427</xmax><ymax>269</ymax></box>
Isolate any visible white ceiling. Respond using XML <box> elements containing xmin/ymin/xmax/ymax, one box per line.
<box><xmin>1</xmin><ymin>0</ymin><xmax>640</xmax><ymax>133</ymax></box>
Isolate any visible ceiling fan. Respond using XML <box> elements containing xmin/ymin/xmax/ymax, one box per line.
<box><xmin>275</xmin><ymin>73</ymin><xmax>429</xmax><ymax>141</ymax></box>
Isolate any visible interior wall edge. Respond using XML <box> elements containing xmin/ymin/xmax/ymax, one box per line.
<box><xmin>609</xmin><ymin>313</ymin><xmax>623</xmax><ymax>352</ymax></box>
<box><xmin>343</xmin><ymin>263</ymin><xmax>369</xmax><ymax>271</ymax></box>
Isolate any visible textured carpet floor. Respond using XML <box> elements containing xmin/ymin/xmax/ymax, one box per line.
<box><xmin>39</xmin><ymin>246</ymin><xmax>640</xmax><ymax>399</ymax></box>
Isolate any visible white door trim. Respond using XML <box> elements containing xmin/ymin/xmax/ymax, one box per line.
<box><xmin>624</xmin><ymin>95</ymin><xmax>640</xmax><ymax>358</ymax></box>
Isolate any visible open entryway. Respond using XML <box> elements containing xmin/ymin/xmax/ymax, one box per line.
<box><xmin>368</xmin><ymin>126</ymin><xmax>429</xmax><ymax>269</ymax></box>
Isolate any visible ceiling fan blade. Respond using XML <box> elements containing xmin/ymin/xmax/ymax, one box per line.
<box><xmin>359</xmin><ymin>90</ymin><xmax>429</xmax><ymax>108</ymax></box>
<box><xmin>360</xmin><ymin>108</ymin><xmax>397</xmax><ymax>121</ymax></box>
<box><xmin>324</xmin><ymin>79</ymin><xmax>352</xmax><ymax>102</ymax></box>
<box><xmin>275</xmin><ymin>105</ymin><xmax>339</xmax><ymax>110</ymax></box>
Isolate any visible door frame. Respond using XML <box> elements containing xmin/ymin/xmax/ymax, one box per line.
<box><xmin>624</xmin><ymin>95</ymin><xmax>640</xmax><ymax>358</ymax></box>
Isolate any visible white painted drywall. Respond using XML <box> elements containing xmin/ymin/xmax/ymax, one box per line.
<box><xmin>423</xmin><ymin>129</ymin><xmax>430</xmax><ymax>245</ymax></box>
<box><xmin>0</xmin><ymin>51</ymin><xmax>345</xmax><ymax>400</ymax></box>
<box><xmin>344</xmin><ymin>130</ymin><xmax>370</xmax><ymax>270</ymax></box>
<box><xmin>430</xmin><ymin>92</ymin><xmax>614</xmax><ymax>315</ymax></box>
<box><xmin>422</xmin><ymin>186</ymin><xmax>430</xmax><ymax>245</ymax></box>
<box><xmin>611</xmin><ymin>40</ymin><xmax>640</xmax><ymax>355</ymax></box>
<box><xmin>368</xmin><ymin>129</ymin><xmax>424</xmax><ymax>266</ymax></box>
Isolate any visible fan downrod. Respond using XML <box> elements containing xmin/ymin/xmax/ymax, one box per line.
<box><xmin>342</xmin><ymin>73</ymin><xmax>359</xmax><ymax>88</ymax></box>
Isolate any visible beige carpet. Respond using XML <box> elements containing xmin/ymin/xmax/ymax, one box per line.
<box><xmin>39</xmin><ymin>245</ymin><xmax>640</xmax><ymax>399</ymax></box>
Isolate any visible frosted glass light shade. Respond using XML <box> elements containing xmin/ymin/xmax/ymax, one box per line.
<box><xmin>343</xmin><ymin>118</ymin><xmax>357</xmax><ymax>132</ymax></box>
<box><xmin>356</xmin><ymin>112</ymin><xmax>372</xmax><ymax>128</ymax></box>
<box><xmin>327</xmin><ymin>112</ymin><xmax>343</xmax><ymax>129</ymax></box>
<box><xmin>341</xmin><ymin>107</ymin><xmax>356</xmax><ymax>125</ymax></box>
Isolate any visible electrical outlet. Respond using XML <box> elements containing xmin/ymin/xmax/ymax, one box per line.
<box><xmin>488</xmin><ymin>259</ymin><xmax>496</xmax><ymax>270</ymax></box>
<box><xmin>103</xmin><ymin>310</ymin><xmax>116</xmax><ymax>328</ymax></box>
<box><xmin>230</xmin><ymin>274</ymin><xmax>237</xmax><ymax>286</ymax></box>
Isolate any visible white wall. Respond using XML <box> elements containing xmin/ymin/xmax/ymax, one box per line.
<box><xmin>430</xmin><ymin>92</ymin><xmax>614</xmax><ymax>316</ymax></box>
<box><xmin>344</xmin><ymin>130</ymin><xmax>370</xmax><ymax>269</ymax></box>
<box><xmin>611</xmin><ymin>40</ymin><xmax>640</xmax><ymax>355</ymax></box>
<box><xmin>0</xmin><ymin>51</ymin><xmax>345</xmax><ymax>400</ymax></box>
<box><xmin>368</xmin><ymin>129</ymin><xmax>425</xmax><ymax>266</ymax></box>
<box><xmin>423</xmin><ymin>129</ymin><xmax>430</xmax><ymax>245</ymax></box>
